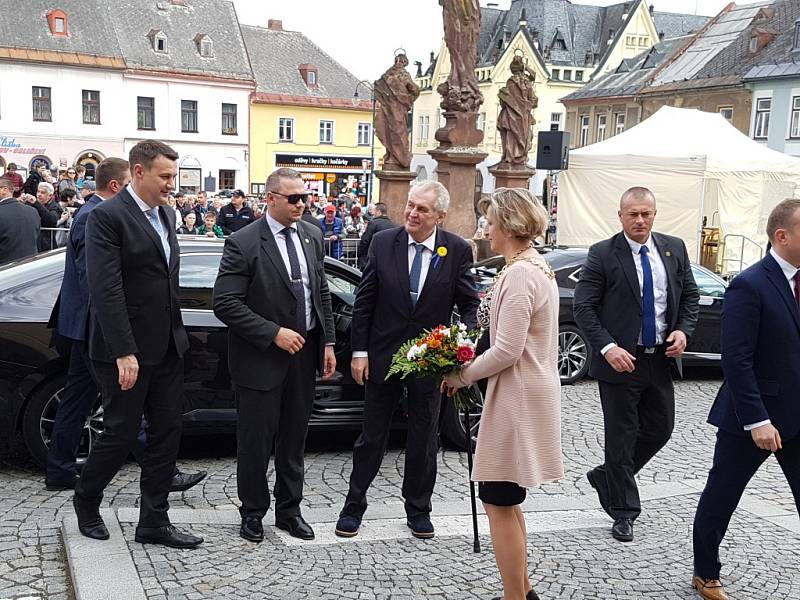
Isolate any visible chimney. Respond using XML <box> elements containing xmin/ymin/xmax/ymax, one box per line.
<box><xmin>520</xmin><ymin>7</ymin><xmax>527</xmax><ymax>27</ymax></box>
<box><xmin>430</xmin><ymin>51</ymin><xmax>435</xmax><ymax>63</ymax></box>
<box><xmin>649</xmin><ymin>4</ymin><xmax>655</xmax><ymax>16</ymax></box>
<box><xmin>268</xmin><ymin>19</ymin><xmax>283</xmax><ymax>31</ymax></box>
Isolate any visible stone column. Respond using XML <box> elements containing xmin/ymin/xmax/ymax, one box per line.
<box><xmin>428</xmin><ymin>147</ymin><xmax>488</xmax><ymax>238</ymax></box>
<box><xmin>488</xmin><ymin>164</ymin><xmax>535</xmax><ymax>190</ymax></box>
<box><xmin>375</xmin><ymin>169</ymin><xmax>418</xmax><ymax>224</ymax></box>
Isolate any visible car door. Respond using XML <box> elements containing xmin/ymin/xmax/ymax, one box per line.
<box><xmin>685</xmin><ymin>264</ymin><xmax>726</xmax><ymax>357</ymax></box>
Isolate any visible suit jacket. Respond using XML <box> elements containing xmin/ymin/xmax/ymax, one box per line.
<box><xmin>708</xmin><ymin>254</ymin><xmax>800</xmax><ymax>441</ymax></box>
<box><xmin>351</xmin><ymin>226</ymin><xmax>480</xmax><ymax>382</ymax></box>
<box><xmin>573</xmin><ymin>231</ymin><xmax>699</xmax><ymax>383</ymax></box>
<box><xmin>358</xmin><ymin>215</ymin><xmax>395</xmax><ymax>270</ymax></box>
<box><xmin>0</xmin><ymin>198</ymin><xmax>40</xmax><ymax>265</ymax></box>
<box><xmin>212</xmin><ymin>216</ymin><xmax>336</xmax><ymax>391</ymax></box>
<box><xmin>85</xmin><ymin>187</ymin><xmax>189</xmax><ymax>364</ymax></box>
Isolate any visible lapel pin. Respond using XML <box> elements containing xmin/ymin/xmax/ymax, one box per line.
<box><xmin>304</xmin><ymin>238</ymin><xmax>310</xmax><ymax>244</ymax></box>
<box><xmin>666</xmin><ymin>251</ymin><xmax>672</xmax><ymax>257</ymax></box>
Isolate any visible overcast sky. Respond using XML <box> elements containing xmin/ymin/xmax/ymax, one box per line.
<box><xmin>231</xmin><ymin>0</ymin><xmax>766</xmax><ymax>81</ymax></box>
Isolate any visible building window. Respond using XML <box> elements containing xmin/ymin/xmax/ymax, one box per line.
<box><xmin>614</xmin><ymin>112</ymin><xmax>625</xmax><ymax>135</ymax></box>
<box><xmin>47</xmin><ymin>10</ymin><xmax>68</xmax><ymax>36</ymax></box>
<box><xmin>550</xmin><ymin>112</ymin><xmax>562</xmax><ymax>131</ymax></box>
<box><xmin>181</xmin><ymin>100</ymin><xmax>198</xmax><ymax>133</ymax></box>
<box><xmin>579</xmin><ymin>115</ymin><xmax>590</xmax><ymax>146</ymax></box>
<box><xmin>790</xmin><ymin>96</ymin><xmax>800</xmax><ymax>139</ymax></box>
<box><xmin>563</xmin><ymin>70</ymin><xmax>572</xmax><ymax>81</ymax></box>
<box><xmin>477</xmin><ymin>112</ymin><xmax>486</xmax><ymax>131</ymax></box>
<box><xmin>552</xmin><ymin>69</ymin><xmax>560</xmax><ymax>79</ymax></box>
<box><xmin>137</xmin><ymin>96</ymin><xmax>155</xmax><ymax>130</ymax></box>
<box><xmin>55</xmin><ymin>17</ymin><xmax>66</xmax><ymax>33</ymax></box>
<box><xmin>418</xmin><ymin>115</ymin><xmax>430</xmax><ymax>141</ymax></box>
<box><xmin>32</xmin><ymin>86</ymin><xmax>51</xmax><ymax>121</ymax></box>
<box><xmin>596</xmin><ymin>114</ymin><xmax>607</xmax><ymax>143</ymax></box>
<box><xmin>794</xmin><ymin>22</ymin><xmax>800</xmax><ymax>51</ymax></box>
<box><xmin>626</xmin><ymin>35</ymin><xmax>636</xmax><ymax>47</ymax></box>
<box><xmin>279</xmin><ymin>117</ymin><xmax>294</xmax><ymax>142</ymax></box>
<box><xmin>754</xmin><ymin>98</ymin><xmax>771</xmax><ymax>139</ymax></box>
<box><xmin>357</xmin><ymin>122</ymin><xmax>372</xmax><ymax>146</ymax></box>
<box><xmin>219</xmin><ymin>170</ymin><xmax>235</xmax><ymax>190</ymax></box>
<box><xmin>308</xmin><ymin>71</ymin><xmax>317</xmax><ymax>85</ymax></box>
<box><xmin>155</xmin><ymin>33</ymin><xmax>168</xmax><ymax>53</ymax></box>
<box><xmin>638</xmin><ymin>36</ymin><xmax>648</xmax><ymax>47</ymax></box>
<box><xmin>198</xmin><ymin>36</ymin><xmax>213</xmax><ymax>57</ymax></box>
<box><xmin>82</xmin><ymin>90</ymin><xmax>100</xmax><ymax>124</ymax></box>
<box><xmin>718</xmin><ymin>106</ymin><xmax>733</xmax><ymax>122</ymax></box>
<box><xmin>749</xmin><ymin>36</ymin><xmax>759</xmax><ymax>53</ymax></box>
<box><xmin>221</xmin><ymin>103</ymin><xmax>237</xmax><ymax>135</ymax></box>
<box><xmin>319</xmin><ymin>120</ymin><xmax>334</xmax><ymax>144</ymax></box>
<box><xmin>575</xmin><ymin>70</ymin><xmax>584</xmax><ymax>81</ymax></box>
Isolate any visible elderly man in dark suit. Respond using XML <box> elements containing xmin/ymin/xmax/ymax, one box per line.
<box><xmin>574</xmin><ymin>186</ymin><xmax>699</xmax><ymax>543</ymax></box>
<box><xmin>334</xmin><ymin>181</ymin><xmax>480</xmax><ymax>540</ymax></box>
<box><xmin>0</xmin><ymin>176</ymin><xmax>39</xmax><ymax>264</ymax></box>
<box><xmin>213</xmin><ymin>168</ymin><xmax>336</xmax><ymax>543</ymax></box>
<box><xmin>73</xmin><ymin>140</ymin><xmax>201</xmax><ymax>549</ymax></box>
<box><xmin>691</xmin><ymin>199</ymin><xmax>800</xmax><ymax>600</ymax></box>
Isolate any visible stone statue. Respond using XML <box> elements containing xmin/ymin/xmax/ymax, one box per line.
<box><xmin>497</xmin><ymin>55</ymin><xmax>538</xmax><ymax>169</ymax></box>
<box><xmin>438</xmin><ymin>0</ymin><xmax>483</xmax><ymax>113</ymax></box>
<box><xmin>373</xmin><ymin>53</ymin><xmax>420</xmax><ymax>171</ymax></box>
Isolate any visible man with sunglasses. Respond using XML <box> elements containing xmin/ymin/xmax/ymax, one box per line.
<box><xmin>213</xmin><ymin>167</ymin><xmax>336</xmax><ymax>543</ymax></box>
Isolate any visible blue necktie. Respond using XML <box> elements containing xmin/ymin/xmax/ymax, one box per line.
<box><xmin>409</xmin><ymin>243</ymin><xmax>425</xmax><ymax>307</ymax></box>
<box><xmin>147</xmin><ymin>207</ymin><xmax>170</xmax><ymax>264</ymax></box>
<box><xmin>640</xmin><ymin>245</ymin><xmax>656</xmax><ymax>347</ymax></box>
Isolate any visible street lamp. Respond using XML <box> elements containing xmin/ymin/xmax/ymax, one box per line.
<box><xmin>353</xmin><ymin>80</ymin><xmax>376</xmax><ymax>203</ymax></box>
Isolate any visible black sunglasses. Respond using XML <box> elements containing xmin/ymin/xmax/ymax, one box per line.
<box><xmin>269</xmin><ymin>190</ymin><xmax>308</xmax><ymax>205</ymax></box>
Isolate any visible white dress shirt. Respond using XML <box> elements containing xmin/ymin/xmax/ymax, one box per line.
<box><xmin>600</xmin><ymin>233</ymin><xmax>669</xmax><ymax>355</ymax></box>
<box><xmin>266</xmin><ymin>212</ymin><xmax>314</xmax><ymax>332</ymax></box>
<box><xmin>745</xmin><ymin>249</ymin><xmax>800</xmax><ymax>431</ymax></box>
<box><xmin>352</xmin><ymin>228</ymin><xmax>438</xmax><ymax>359</ymax></box>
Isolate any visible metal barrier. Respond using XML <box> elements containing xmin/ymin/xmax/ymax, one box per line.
<box><xmin>718</xmin><ymin>234</ymin><xmax>764</xmax><ymax>278</ymax></box>
<box><xmin>325</xmin><ymin>236</ymin><xmax>360</xmax><ymax>268</ymax></box>
<box><xmin>40</xmin><ymin>227</ymin><xmax>72</xmax><ymax>250</ymax></box>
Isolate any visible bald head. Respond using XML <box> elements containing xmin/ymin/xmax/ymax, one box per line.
<box><xmin>619</xmin><ymin>186</ymin><xmax>656</xmax><ymax>211</ymax></box>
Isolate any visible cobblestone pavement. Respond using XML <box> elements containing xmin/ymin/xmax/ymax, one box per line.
<box><xmin>2</xmin><ymin>375</ymin><xmax>799</xmax><ymax>599</ymax></box>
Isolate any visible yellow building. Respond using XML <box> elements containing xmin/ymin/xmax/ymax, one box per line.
<box><xmin>411</xmin><ymin>0</ymin><xmax>707</xmax><ymax>194</ymax></box>
<box><xmin>242</xmin><ymin>20</ymin><xmax>383</xmax><ymax>199</ymax></box>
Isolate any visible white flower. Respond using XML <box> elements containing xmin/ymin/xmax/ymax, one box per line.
<box><xmin>440</xmin><ymin>327</ymin><xmax>451</xmax><ymax>337</ymax></box>
<box><xmin>458</xmin><ymin>323</ymin><xmax>468</xmax><ymax>332</ymax></box>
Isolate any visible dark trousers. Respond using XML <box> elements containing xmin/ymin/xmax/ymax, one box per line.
<box><xmin>693</xmin><ymin>430</ymin><xmax>800</xmax><ymax>579</ymax></box>
<box><xmin>342</xmin><ymin>375</ymin><xmax>440</xmax><ymax>520</ymax></box>
<box><xmin>592</xmin><ymin>348</ymin><xmax>674</xmax><ymax>520</ymax></box>
<box><xmin>236</xmin><ymin>330</ymin><xmax>318</xmax><ymax>521</ymax></box>
<box><xmin>75</xmin><ymin>352</ymin><xmax>183</xmax><ymax>528</ymax></box>
<box><xmin>47</xmin><ymin>339</ymin><xmax>99</xmax><ymax>483</ymax></box>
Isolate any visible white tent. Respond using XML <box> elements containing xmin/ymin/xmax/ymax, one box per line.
<box><xmin>558</xmin><ymin>106</ymin><xmax>800</xmax><ymax>272</ymax></box>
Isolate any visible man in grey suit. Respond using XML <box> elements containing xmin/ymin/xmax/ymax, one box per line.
<box><xmin>0</xmin><ymin>177</ymin><xmax>39</xmax><ymax>264</ymax></box>
<box><xmin>213</xmin><ymin>168</ymin><xmax>336</xmax><ymax>543</ymax></box>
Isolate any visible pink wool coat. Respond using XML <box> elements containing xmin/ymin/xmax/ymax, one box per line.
<box><xmin>459</xmin><ymin>254</ymin><xmax>564</xmax><ymax>488</ymax></box>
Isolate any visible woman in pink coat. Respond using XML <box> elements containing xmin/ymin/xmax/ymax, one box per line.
<box><xmin>444</xmin><ymin>188</ymin><xmax>563</xmax><ymax>600</ymax></box>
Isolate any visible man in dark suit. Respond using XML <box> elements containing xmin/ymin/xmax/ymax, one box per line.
<box><xmin>73</xmin><ymin>140</ymin><xmax>202</xmax><ymax>549</ymax></box>
<box><xmin>213</xmin><ymin>167</ymin><xmax>336</xmax><ymax>543</ymax></box>
<box><xmin>574</xmin><ymin>186</ymin><xmax>699</xmax><ymax>542</ymax></box>
<box><xmin>357</xmin><ymin>202</ymin><xmax>395</xmax><ymax>270</ymax></box>
<box><xmin>691</xmin><ymin>199</ymin><xmax>800</xmax><ymax>600</ymax></box>
<box><xmin>334</xmin><ymin>181</ymin><xmax>480</xmax><ymax>539</ymax></box>
<box><xmin>0</xmin><ymin>177</ymin><xmax>39</xmax><ymax>264</ymax></box>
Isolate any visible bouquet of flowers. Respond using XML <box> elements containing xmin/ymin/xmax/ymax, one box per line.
<box><xmin>385</xmin><ymin>323</ymin><xmax>480</xmax><ymax>411</ymax></box>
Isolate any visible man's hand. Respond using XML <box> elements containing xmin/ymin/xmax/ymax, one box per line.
<box><xmin>322</xmin><ymin>346</ymin><xmax>337</xmax><ymax>380</ymax></box>
<box><xmin>751</xmin><ymin>423</ymin><xmax>782</xmax><ymax>452</ymax></box>
<box><xmin>665</xmin><ymin>330</ymin><xmax>688</xmax><ymax>358</ymax></box>
<box><xmin>351</xmin><ymin>357</ymin><xmax>369</xmax><ymax>386</ymax></box>
<box><xmin>604</xmin><ymin>347</ymin><xmax>636</xmax><ymax>373</ymax></box>
<box><xmin>116</xmin><ymin>354</ymin><xmax>139</xmax><ymax>391</ymax></box>
<box><xmin>274</xmin><ymin>327</ymin><xmax>305</xmax><ymax>355</ymax></box>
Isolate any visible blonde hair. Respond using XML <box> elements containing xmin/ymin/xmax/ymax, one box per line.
<box><xmin>484</xmin><ymin>187</ymin><xmax>548</xmax><ymax>240</ymax></box>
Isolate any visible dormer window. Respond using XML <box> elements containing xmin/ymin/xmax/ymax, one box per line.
<box><xmin>793</xmin><ymin>21</ymin><xmax>800</xmax><ymax>51</ymax></box>
<box><xmin>195</xmin><ymin>34</ymin><xmax>213</xmax><ymax>57</ymax></box>
<box><xmin>298</xmin><ymin>63</ymin><xmax>319</xmax><ymax>88</ymax></box>
<box><xmin>148</xmin><ymin>29</ymin><xmax>168</xmax><ymax>53</ymax></box>
<box><xmin>749</xmin><ymin>36</ymin><xmax>759</xmax><ymax>53</ymax></box>
<box><xmin>47</xmin><ymin>10</ymin><xmax>68</xmax><ymax>37</ymax></box>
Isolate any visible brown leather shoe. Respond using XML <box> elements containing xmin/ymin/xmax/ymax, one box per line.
<box><xmin>692</xmin><ymin>576</ymin><xmax>729</xmax><ymax>600</ymax></box>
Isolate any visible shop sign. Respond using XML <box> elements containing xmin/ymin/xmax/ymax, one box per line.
<box><xmin>300</xmin><ymin>172</ymin><xmax>324</xmax><ymax>181</ymax></box>
<box><xmin>179</xmin><ymin>168</ymin><xmax>201</xmax><ymax>187</ymax></box>
<box><xmin>275</xmin><ymin>153</ymin><xmax>369</xmax><ymax>170</ymax></box>
<box><xmin>325</xmin><ymin>173</ymin><xmax>337</xmax><ymax>183</ymax></box>
<box><xmin>0</xmin><ymin>136</ymin><xmax>46</xmax><ymax>155</ymax></box>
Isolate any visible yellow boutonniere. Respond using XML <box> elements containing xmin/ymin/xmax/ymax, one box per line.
<box><xmin>437</xmin><ymin>246</ymin><xmax>448</xmax><ymax>257</ymax></box>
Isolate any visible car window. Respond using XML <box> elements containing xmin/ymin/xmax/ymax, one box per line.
<box><xmin>691</xmin><ymin>265</ymin><xmax>726</xmax><ymax>298</ymax></box>
<box><xmin>326</xmin><ymin>271</ymin><xmax>356</xmax><ymax>297</ymax></box>
<box><xmin>180</xmin><ymin>253</ymin><xmax>222</xmax><ymax>289</ymax></box>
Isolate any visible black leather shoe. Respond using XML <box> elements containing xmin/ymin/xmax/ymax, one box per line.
<box><xmin>276</xmin><ymin>515</ymin><xmax>315</xmax><ymax>540</ymax></box>
<box><xmin>406</xmin><ymin>514</ymin><xmax>435</xmax><ymax>539</ymax></box>
<box><xmin>240</xmin><ymin>517</ymin><xmax>264</xmax><ymax>543</ymax></box>
<box><xmin>612</xmin><ymin>517</ymin><xmax>634</xmax><ymax>542</ymax></box>
<box><xmin>134</xmin><ymin>524</ymin><xmax>203</xmax><ymax>548</ymax></box>
<box><xmin>169</xmin><ymin>470</ymin><xmax>207</xmax><ymax>493</ymax></box>
<box><xmin>46</xmin><ymin>475</ymin><xmax>78</xmax><ymax>491</ymax></box>
<box><xmin>586</xmin><ymin>469</ymin><xmax>611</xmax><ymax>517</ymax></box>
<box><xmin>72</xmin><ymin>495</ymin><xmax>109</xmax><ymax>540</ymax></box>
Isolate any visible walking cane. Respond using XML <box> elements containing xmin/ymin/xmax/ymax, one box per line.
<box><xmin>463</xmin><ymin>400</ymin><xmax>480</xmax><ymax>553</ymax></box>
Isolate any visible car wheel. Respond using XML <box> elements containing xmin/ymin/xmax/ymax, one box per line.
<box><xmin>558</xmin><ymin>324</ymin><xmax>590</xmax><ymax>384</ymax></box>
<box><xmin>21</xmin><ymin>375</ymin><xmax>103</xmax><ymax>468</ymax></box>
<box><xmin>439</xmin><ymin>384</ymin><xmax>484</xmax><ymax>451</ymax></box>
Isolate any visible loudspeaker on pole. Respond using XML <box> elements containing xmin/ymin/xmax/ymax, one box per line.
<box><xmin>536</xmin><ymin>131</ymin><xmax>570</xmax><ymax>171</ymax></box>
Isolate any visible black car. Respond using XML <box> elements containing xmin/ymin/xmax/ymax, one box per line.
<box><xmin>0</xmin><ymin>239</ymin><xmax>475</xmax><ymax>467</ymax></box>
<box><xmin>471</xmin><ymin>247</ymin><xmax>726</xmax><ymax>384</ymax></box>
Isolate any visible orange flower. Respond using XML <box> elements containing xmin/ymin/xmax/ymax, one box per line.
<box><xmin>428</xmin><ymin>338</ymin><xmax>441</xmax><ymax>349</ymax></box>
